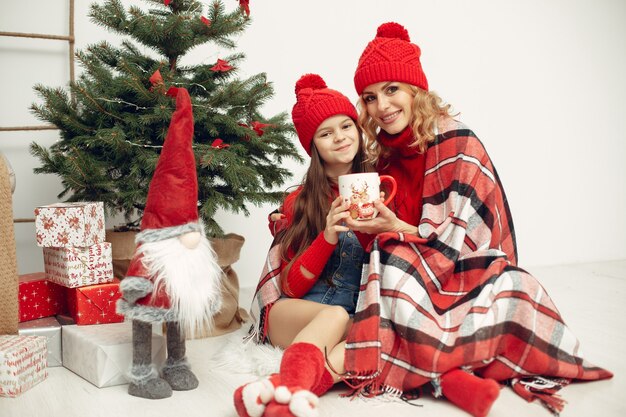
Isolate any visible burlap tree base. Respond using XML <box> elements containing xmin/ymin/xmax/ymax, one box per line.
<box><xmin>206</xmin><ymin>233</ymin><xmax>249</xmax><ymax>337</ymax></box>
<box><xmin>0</xmin><ymin>154</ymin><xmax>18</xmax><ymax>334</ymax></box>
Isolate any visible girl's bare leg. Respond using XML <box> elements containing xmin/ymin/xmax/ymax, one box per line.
<box><xmin>268</xmin><ymin>298</ymin><xmax>349</xmax><ymax>353</ymax></box>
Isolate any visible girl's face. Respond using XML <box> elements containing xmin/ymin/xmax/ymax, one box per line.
<box><xmin>361</xmin><ymin>82</ymin><xmax>414</xmax><ymax>135</ymax></box>
<box><xmin>312</xmin><ymin>115</ymin><xmax>360</xmax><ymax>177</ymax></box>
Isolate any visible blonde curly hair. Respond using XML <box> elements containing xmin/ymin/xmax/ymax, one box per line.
<box><xmin>357</xmin><ymin>84</ymin><xmax>455</xmax><ymax>163</ymax></box>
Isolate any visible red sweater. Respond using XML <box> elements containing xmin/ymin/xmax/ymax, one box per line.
<box><xmin>377</xmin><ymin>126</ymin><xmax>426</xmax><ymax>225</ymax></box>
<box><xmin>355</xmin><ymin>127</ymin><xmax>427</xmax><ymax>250</ymax></box>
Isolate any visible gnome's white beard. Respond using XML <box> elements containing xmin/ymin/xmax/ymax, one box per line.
<box><xmin>138</xmin><ymin>234</ymin><xmax>223</xmax><ymax>338</ymax></box>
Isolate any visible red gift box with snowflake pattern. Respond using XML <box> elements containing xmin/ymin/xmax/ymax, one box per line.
<box><xmin>65</xmin><ymin>278</ymin><xmax>124</xmax><ymax>325</ymax></box>
<box><xmin>18</xmin><ymin>273</ymin><xmax>67</xmax><ymax>323</ymax></box>
<box><xmin>35</xmin><ymin>202</ymin><xmax>106</xmax><ymax>248</ymax></box>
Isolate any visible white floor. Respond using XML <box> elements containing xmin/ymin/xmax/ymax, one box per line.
<box><xmin>1</xmin><ymin>260</ymin><xmax>625</xmax><ymax>417</ymax></box>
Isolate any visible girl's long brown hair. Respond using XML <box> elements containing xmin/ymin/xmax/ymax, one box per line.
<box><xmin>358</xmin><ymin>85</ymin><xmax>455</xmax><ymax>164</ymax></box>
<box><xmin>277</xmin><ymin>126</ymin><xmax>373</xmax><ymax>285</ymax></box>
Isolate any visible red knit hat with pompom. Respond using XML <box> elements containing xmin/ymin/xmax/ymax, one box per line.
<box><xmin>353</xmin><ymin>22</ymin><xmax>428</xmax><ymax>94</ymax></box>
<box><xmin>291</xmin><ymin>74</ymin><xmax>358</xmax><ymax>156</ymax></box>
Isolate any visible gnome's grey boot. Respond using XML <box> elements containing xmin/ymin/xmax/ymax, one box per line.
<box><xmin>162</xmin><ymin>321</ymin><xmax>199</xmax><ymax>391</ymax></box>
<box><xmin>128</xmin><ymin>320</ymin><xmax>172</xmax><ymax>399</ymax></box>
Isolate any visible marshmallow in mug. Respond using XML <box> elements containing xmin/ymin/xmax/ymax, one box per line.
<box><xmin>338</xmin><ymin>173</ymin><xmax>397</xmax><ymax>220</ymax></box>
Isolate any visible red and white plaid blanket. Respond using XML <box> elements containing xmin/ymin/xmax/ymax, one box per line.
<box><xmin>248</xmin><ymin>240</ymin><xmax>283</xmax><ymax>344</ymax></box>
<box><xmin>343</xmin><ymin>120</ymin><xmax>612</xmax><ymax>413</ymax></box>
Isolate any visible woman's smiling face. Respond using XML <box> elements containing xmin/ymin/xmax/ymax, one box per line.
<box><xmin>361</xmin><ymin>81</ymin><xmax>414</xmax><ymax>135</ymax></box>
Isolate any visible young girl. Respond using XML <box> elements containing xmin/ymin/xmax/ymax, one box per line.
<box><xmin>340</xmin><ymin>22</ymin><xmax>612</xmax><ymax>417</ymax></box>
<box><xmin>234</xmin><ymin>74</ymin><xmax>373</xmax><ymax>417</ymax></box>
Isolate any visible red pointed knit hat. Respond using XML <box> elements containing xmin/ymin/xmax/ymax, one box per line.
<box><xmin>353</xmin><ymin>22</ymin><xmax>429</xmax><ymax>94</ymax></box>
<box><xmin>291</xmin><ymin>74</ymin><xmax>358</xmax><ymax>156</ymax></box>
<box><xmin>137</xmin><ymin>87</ymin><xmax>201</xmax><ymax>243</ymax></box>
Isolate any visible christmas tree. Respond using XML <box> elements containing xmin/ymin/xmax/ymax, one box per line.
<box><xmin>29</xmin><ymin>0</ymin><xmax>302</xmax><ymax>236</ymax></box>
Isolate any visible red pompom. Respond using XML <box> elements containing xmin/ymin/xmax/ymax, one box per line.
<box><xmin>376</xmin><ymin>22</ymin><xmax>410</xmax><ymax>41</ymax></box>
<box><xmin>295</xmin><ymin>74</ymin><xmax>327</xmax><ymax>94</ymax></box>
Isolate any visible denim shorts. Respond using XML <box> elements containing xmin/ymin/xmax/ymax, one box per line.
<box><xmin>301</xmin><ymin>277</ymin><xmax>361</xmax><ymax>315</ymax></box>
<box><xmin>300</xmin><ymin>231</ymin><xmax>365</xmax><ymax>316</ymax></box>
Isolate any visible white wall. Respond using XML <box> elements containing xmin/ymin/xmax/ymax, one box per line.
<box><xmin>1</xmin><ymin>0</ymin><xmax>625</xmax><ymax>289</ymax></box>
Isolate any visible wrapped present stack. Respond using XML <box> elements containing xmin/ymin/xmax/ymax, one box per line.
<box><xmin>34</xmin><ymin>201</ymin><xmax>121</xmax><ymax>326</ymax></box>
<box><xmin>9</xmin><ymin>201</ymin><xmax>166</xmax><ymax>393</ymax></box>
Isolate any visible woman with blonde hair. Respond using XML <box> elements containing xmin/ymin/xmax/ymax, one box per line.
<box><xmin>341</xmin><ymin>21</ymin><xmax>612</xmax><ymax>417</ymax></box>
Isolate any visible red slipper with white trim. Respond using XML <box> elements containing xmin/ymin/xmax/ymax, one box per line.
<box><xmin>234</xmin><ymin>373</ymin><xmax>281</xmax><ymax>417</ymax></box>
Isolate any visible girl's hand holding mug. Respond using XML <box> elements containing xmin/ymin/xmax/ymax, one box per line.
<box><xmin>324</xmin><ymin>196</ymin><xmax>350</xmax><ymax>244</ymax></box>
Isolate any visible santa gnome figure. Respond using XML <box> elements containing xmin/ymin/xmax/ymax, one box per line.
<box><xmin>117</xmin><ymin>87</ymin><xmax>223</xmax><ymax>399</ymax></box>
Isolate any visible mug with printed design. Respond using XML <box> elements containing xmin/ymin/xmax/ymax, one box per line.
<box><xmin>338</xmin><ymin>173</ymin><xmax>397</xmax><ymax>220</ymax></box>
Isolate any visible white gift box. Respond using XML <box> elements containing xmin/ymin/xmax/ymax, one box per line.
<box><xmin>62</xmin><ymin>322</ymin><xmax>166</xmax><ymax>388</ymax></box>
<box><xmin>35</xmin><ymin>201</ymin><xmax>106</xmax><ymax>248</ymax></box>
<box><xmin>18</xmin><ymin>316</ymin><xmax>62</xmax><ymax>367</ymax></box>
<box><xmin>43</xmin><ymin>242</ymin><xmax>114</xmax><ymax>288</ymax></box>
<box><xmin>0</xmin><ymin>335</ymin><xmax>48</xmax><ymax>397</ymax></box>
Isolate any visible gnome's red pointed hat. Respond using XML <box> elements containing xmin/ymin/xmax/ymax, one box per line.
<box><xmin>136</xmin><ymin>87</ymin><xmax>201</xmax><ymax>244</ymax></box>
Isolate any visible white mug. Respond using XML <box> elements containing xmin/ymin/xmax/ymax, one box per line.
<box><xmin>338</xmin><ymin>173</ymin><xmax>397</xmax><ymax>220</ymax></box>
